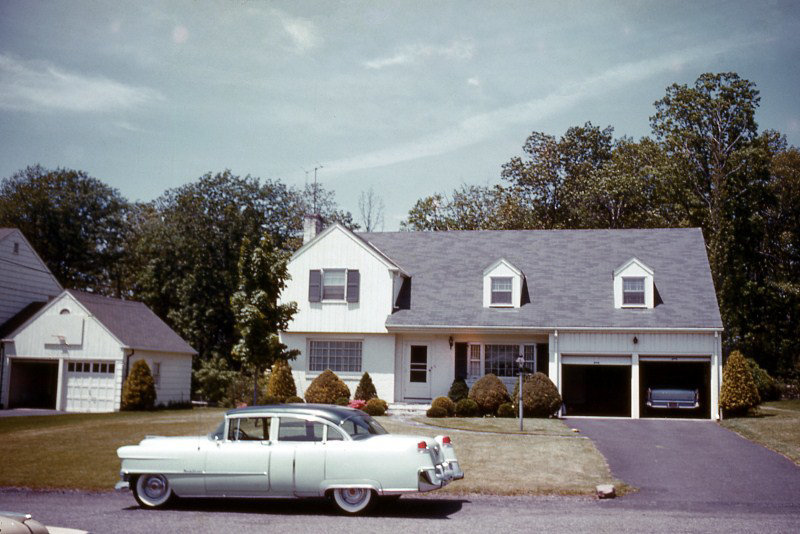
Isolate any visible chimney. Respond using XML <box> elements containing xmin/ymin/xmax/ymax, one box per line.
<box><xmin>303</xmin><ymin>214</ymin><xmax>324</xmax><ymax>244</ymax></box>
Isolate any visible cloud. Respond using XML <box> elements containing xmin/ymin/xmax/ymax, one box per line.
<box><xmin>467</xmin><ymin>77</ymin><xmax>480</xmax><ymax>87</ymax></box>
<box><xmin>172</xmin><ymin>25</ymin><xmax>189</xmax><ymax>44</ymax></box>
<box><xmin>0</xmin><ymin>54</ymin><xmax>163</xmax><ymax>113</ymax></box>
<box><xmin>364</xmin><ymin>39</ymin><xmax>474</xmax><ymax>69</ymax></box>
<box><xmin>327</xmin><ymin>39</ymin><xmax>746</xmax><ymax>175</ymax></box>
<box><xmin>274</xmin><ymin>10</ymin><xmax>320</xmax><ymax>52</ymax></box>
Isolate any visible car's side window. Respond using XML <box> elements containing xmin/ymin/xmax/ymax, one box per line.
<box><xmin>325</xmin><ymin>425</ymin><xmax>346</xmax><ymax>441</ymax></box>
<box><xmin>278</xmin><ymin>418</ymin><xmax>325</xmax><ymax>442</ymax></box>
<box><xmin>227</xmin><ymin>417</ymin><xmax>270</xmax><ymax>441</ymax></box>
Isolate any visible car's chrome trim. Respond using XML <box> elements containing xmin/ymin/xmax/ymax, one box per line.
<box><xmin>115</xmin><ymin>481</ymin><xmax>130</xmax><ymax>492</ymax></box>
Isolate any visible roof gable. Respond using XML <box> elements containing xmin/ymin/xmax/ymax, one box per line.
<box><xmin>291</xmin><ymin>223</ymin><xmax>406</xmax><ymax>274</ymax></box>
<box><xmin>614</xmin><ymin>257</ymin><xmax>654</xmax><ymax>277</ymax></box>
<box><xmin>66</xmin><ymin>290</ymin><xmax>196</xmax><ymax>354</ymax></box>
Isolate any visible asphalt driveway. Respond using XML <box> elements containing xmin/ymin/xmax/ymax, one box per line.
<box><xmin>567</xmin><ymin>419</ymin><xmax>800</xmax><ymax>509</ymax></box>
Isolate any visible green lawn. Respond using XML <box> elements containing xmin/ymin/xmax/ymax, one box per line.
<box><xmin>720</xmin><ymin>399</ymin><xmax>800</xmax><ymax>466</ymax></box>
<box><xmin>0</xmin><ymin>409</ymin><xmax>623</xmax><ymax>496</ymax></box>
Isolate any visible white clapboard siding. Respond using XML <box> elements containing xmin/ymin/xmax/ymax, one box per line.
<box><xmin>132</xmin><ymin>352</ymin><xmax>193</xmax><ymax>406</ymax></box>
<box><xmin>557</xmin><ymin>331</ymin><xmax>717</xmax><ymax>356</ymax></box>
<box><xmin>281</xmin><ymin>226</ymin><xmax>396</xmax><ymax>333</ymax></box>
<box><xmin>0</xmin><ymin>229</ymin><xmax>62</xmax><ymax>325</ymax></box>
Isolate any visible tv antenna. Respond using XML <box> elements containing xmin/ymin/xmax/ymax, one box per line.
<box><xmin>302</xmin><ymin>164</ymin><xmax>324</xmax><ymax>213</ymax></box>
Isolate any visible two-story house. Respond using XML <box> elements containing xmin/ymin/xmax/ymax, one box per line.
<box><xmin>280</xmin><ymin>218</ymin><xmax>724</xmax><ymax>419</ymax></box>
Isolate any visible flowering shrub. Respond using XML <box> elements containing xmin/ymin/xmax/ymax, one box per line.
<box><xmin>348</xmin><ymin>399</ymin><xmax>367</xmax><ymax>410</ymax></box>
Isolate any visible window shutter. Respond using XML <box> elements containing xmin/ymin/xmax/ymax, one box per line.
<box><xmin>454</xmin><ymin>343</ymin><xmax>468</xmax><ymax>380</ymax></box>
<box><xmin>309</xmin><ymin>270</ymin><xmax>321</xmax><ymax>302</ymax></box>
<box><xmin>346</xmin><ymin>270</ymin><xmax>360</xmax><ymax>303</ymax></box>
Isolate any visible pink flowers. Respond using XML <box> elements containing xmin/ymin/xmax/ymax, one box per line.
<box><xmin>348</xmin><ymin>399</ymin><xmax>366</xmax><ymax>410</ymax></box>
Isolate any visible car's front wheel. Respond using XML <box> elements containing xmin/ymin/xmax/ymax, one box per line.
<box><xmin>331</xmin><ymin>487</ymin><xmax>375</xmax><ymax>514</ymax></box>
<box><xmin>132</xmin><ymin>474</ymin><xmax>173</xmax><ymax>509</ymax></box>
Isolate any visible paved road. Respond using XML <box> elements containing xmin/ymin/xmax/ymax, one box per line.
<box><xmin>1</xmin><ymin>489</ymin><xmax>799</xmax><ymax>534</ymax></box>
<box><xmin>567</xmin><ymin>418</ymin><xmax>800</xmax><ymax>509</ymax></box>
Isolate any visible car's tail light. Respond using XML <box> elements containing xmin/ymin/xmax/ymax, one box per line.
<box><xmin>442</xmin><ymin>436</ymin><xmax>451</xmax><ymax>445</ymax></box>
<box><xmin>417</xmin><ymin>440</ymin><xmax>427</xmax><ymax>450</ymax></box>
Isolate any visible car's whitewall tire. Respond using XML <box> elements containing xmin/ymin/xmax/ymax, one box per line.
<box><xmin>133</xmin><ymin>474</ymin><xmax>173</xmax><ymax>509</ymax></box>
<box><xmin>332</xmin><ymin>488</ymin><xmax>374</xmax><ymax>514</ymax></box>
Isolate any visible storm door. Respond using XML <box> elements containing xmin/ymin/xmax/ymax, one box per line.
<box><xmin>404</xmin><ymin>344</ymin><xmax>431</xmax><ymax>400</ymax></box>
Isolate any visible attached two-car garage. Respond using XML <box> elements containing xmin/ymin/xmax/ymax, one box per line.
<box><xmin>560</xmin><ymin>354</ymin><xmax>712</xmax><ymax>419</ymax></box>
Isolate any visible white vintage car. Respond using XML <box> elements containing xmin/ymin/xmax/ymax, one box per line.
<box><xmin>116</xmin><ymin>404</ymin><xmax>463</xmax><ymax>514</ymax></box>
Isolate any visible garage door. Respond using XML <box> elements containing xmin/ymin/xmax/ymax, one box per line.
<box><xmin>639</xmin><ymin>357</ymin><xmax>711</xmax><ymax>419</ymax></box>
<box><xmin>562</xmin><ymin>355</ymin><xmax>631</xmax><ymax>417</ymax></box>
<box><xmin>66</xmin><ymin>361</ymin><xmax>117</xmax><ymax>412</ymax></box>
<box><xmin>8</xmin><ymin>360</ymin><xmax>58</xmax><ymax>409</ymax></box>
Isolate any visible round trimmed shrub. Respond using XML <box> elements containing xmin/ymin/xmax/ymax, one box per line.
<box><xmin>304</xmin><ymin>369</ymin><xmax>351</xmax><ymax>404</ymax></box>
<box><xmin>266</xmin><ymin>360</ymin><xmax>297</xmax><ymax>402</ymax></box>
<box><xmin>469</xmin><ymin>374</ymin><xmax>511</xmax><ymax>415</ymax></box>
<box><xmin>364</xmin><ymin>398</ymin><xmax>387</xmax><ymax>416</ymax></box>
<box><xmin>354</xmin><ymin>372</ymin><xmax>378</xmax><ymax>401</ymax></box>
<box><xmin>720</xmin><ymin>350</ymin><xmax>760</xmax><ymax>416</ymax></box>
<box><xmin>259</xmin><ymin>394</ymin><xmax>280</xmax><ymax>405</ymax></box>
<box><xmin>426</xmin><ymin>406</ymin><xmax>448</xmax><ymax>418</ymax></box>
<box><xmin>497</xmin><ymin>402</ymin><xmax>515</xmax><ymax>418</ymax></box>
<box><xmin>122</xmin><ymin>360</ymin><xmax>157</xmax><ymax>410</ymax></box>
<box><xmin>511</xmin><ymin>372</ymin><xmax>562</xmax><ymax>417</ymax></box>
<box><xmin>455</xmin><ymin>398</ymin><xmax>479</xmax><ymax>417</ymax></box>
<box><xmin>335</xmin><ymin>396</ymin><xmax>349</xmax><ymax>406</ymax></box>
<box><xmin>448</xmin><ymin>378</ymin><xmax>469</xmax><ymax>403</ymax></box>
<box><xmin>431</xmin><ymin>396</ymin><xmax>456</xmax><ymax>417</ymax></box>
<box><xmin>285</xmin><ymin>395</ymin><xmax>304</xmax><ymax>403</ymax></box>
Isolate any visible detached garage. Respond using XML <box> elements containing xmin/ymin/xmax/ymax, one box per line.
<box><xmin>1</xmin><ymin>289</ymin><xmax>195</xmax><ymax>412</ymax></box>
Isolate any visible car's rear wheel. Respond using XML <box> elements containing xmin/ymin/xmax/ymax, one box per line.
<box><xmin>331</xmin><ymin>487</ymin><xmax>375</xmax><ymax>514</ymax></box>
<box><xmin>132</xmin><ymin>474</ymin><xmax>173</xmax><ymax>509</ymax></box>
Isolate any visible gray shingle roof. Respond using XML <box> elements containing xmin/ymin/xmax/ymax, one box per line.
<box><xmin>359</xmin><ymin>227</ymin><xmax>722</xmax><ymax>330</ymax></box>
<box><xmin>67</xmin><ymin>290</ymin><xmax>196</xmax><ymax>353</ymax></box>
<box><xmin>0</xmin><ymin>228</ymin><xmax>16</xmax><ymax>241</ymax></box>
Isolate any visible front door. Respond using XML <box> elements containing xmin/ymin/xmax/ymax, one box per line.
<box><xmin>404</xmin><ymin>344</ymin><xmax>431</xmax><ymax>400</ymax></box>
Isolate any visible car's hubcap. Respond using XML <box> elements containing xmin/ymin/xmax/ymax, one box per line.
<box><xmin>144</xmin><ymin>476</ymin><xmax>167</xmax><ymax>499</ymax></box>
<box><xmin>342</xmin><ymin>488</ymin><xmax>367</xmax><ymax>504</ymax></box>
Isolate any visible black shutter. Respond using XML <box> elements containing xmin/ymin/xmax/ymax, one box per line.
<box><xmin>309</xmin><ymin>270</ymin><xmax>322</xmax><ymax>302</ymax></box>
<box><xmin>346</xmin><ymin>270</ymin><xmax>360</xmax><ymax>303</ymax></box>
<box><xmin>454</xmin><ymin>343</ymin><xmax>468</xmax><ymax>380</ymax></box>
<box><xmin>536</xmin><ymin>343</ymin><xmax>549</xmax><ymax>376</ymax></box>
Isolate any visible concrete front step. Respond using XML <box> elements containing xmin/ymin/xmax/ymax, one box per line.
<box><xmin>388</xmin><ymin>402</ymin><xmax>431</xmax><ymax>415</ymax></box>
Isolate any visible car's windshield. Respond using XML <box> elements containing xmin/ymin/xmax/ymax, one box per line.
<box><xmin>339</xmin><ymin>414</ymin><xmax>388</xmax><ymax>440</ymax></box>
<box><xmin>209</xmin><ymin>420</ymin><xmax>224</xmax><ymax>440</ymax></box>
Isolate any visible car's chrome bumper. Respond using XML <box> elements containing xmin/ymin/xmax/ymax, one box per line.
<box><xmin>115</xmin><ymin>472</ymin><xmax>130</xmax><ymax>492</ymax></box>
<box><xmin>418</xmin><ymin>461</ymin><xmax>464</xmax><ymax>492</ymax></box>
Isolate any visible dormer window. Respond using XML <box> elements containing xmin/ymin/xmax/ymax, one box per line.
<box><xmin>483</xmin><ymin>258</ymin><xmax>523</xmax><ymax>308</ymax></box>
<box><xmin>491</xmin><ymin>277</ymin><xmax>513</xmax><ymax>305</ymax></box>
<box><xmin>622</xmin><ymin>277</ymin><xmax>645</xmax><ymax>305</ymax></box>
<box><xmin>614</xmin><ymin>258</ymin><xmax>654</xmax><ymax>309</ymax></box>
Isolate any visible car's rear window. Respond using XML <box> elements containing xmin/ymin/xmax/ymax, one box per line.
<box><xmin>339</xmin><ymin>415</ymin><xmax>388</xmax><ymax>440</ymax></box>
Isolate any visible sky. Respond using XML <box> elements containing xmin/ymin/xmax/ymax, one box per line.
<box><xmin>1</xmin><ymin>1</ymin><xmax>799</xmax><ymax>229</ymax></box>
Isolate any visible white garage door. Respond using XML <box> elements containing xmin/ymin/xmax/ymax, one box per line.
<box><xmin>66</xmin><ymin>361</ymin><xmax>117</xmax><ymax>412</ymax></box>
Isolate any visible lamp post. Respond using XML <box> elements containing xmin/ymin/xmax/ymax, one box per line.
<box><xmin>516</xmin><ymin>356</ymin><xmax>525</xmax><ymax>431</ymax></box>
